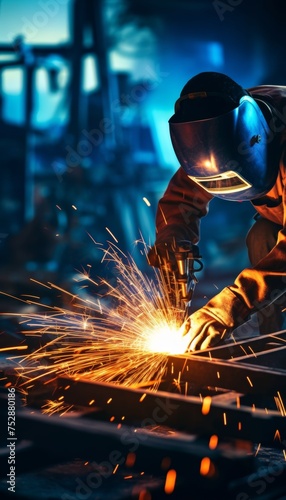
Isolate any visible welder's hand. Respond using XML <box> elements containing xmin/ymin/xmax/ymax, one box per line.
<box><xmin>147</xmin><ymin>241</ymin><xmax>177</xmax><ymax>271</ymax></box>
<box><xmin>183</xmin><ymin>307</ymin><xmax>232</xmax><ymax>351</ymax></box>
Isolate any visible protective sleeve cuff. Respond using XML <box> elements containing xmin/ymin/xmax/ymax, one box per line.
<box><xmin>204</xmin><ymin>286</ymin><xmax>251</xmax><ymax>328</ymax></box>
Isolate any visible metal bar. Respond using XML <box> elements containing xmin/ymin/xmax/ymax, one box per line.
<box><xmin>0</xmin><ymin>44</ymin><xmax>97</xmax><ymax>57</ymax></box>
<box><xmin>0</xmin><ymin>43</ymin><xmax>71</xmax><ymax>56</ymax></box>
<box><xmin>56</xmin><ymin>376</ymin><xmax>286</xmax><ymax>446</ymax></box>
<box><xmin>0</xmin><ymin>60</ymin><xmax>23</xmax><ymax>68</ymax></box>
<box><xmin>228</xmin><ymin>345</ymin><xmax>286</xmax><ymax>366</ymax></box>
<box><xmin>166</xmin><ymin>353</ymin><xmax>286</xmax><ymax>395</ymax></box>
<box><xmin>2</xmin><ymin>404</ymin><xmax>286</xmax><ymax>499</ymax></box>
<box><xmin>191</xmin><ymin>330</ymin><xmax>286</xmax><ymax>360</ymax></box>
<box><xmin>68</xmin><ymin>0</ymin><xmax>85</xmax><ymax>143</ymax></box>
<box><xmin>0</xmin><ymin>404</ymin><xmax>255</xmax><ymax>487</ymax></box>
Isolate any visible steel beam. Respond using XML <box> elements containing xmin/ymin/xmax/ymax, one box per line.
<box><xmin>190</xmin><ymin>330</ymin><xmax>286</xmax><ymax>360</ymax></box>
<box><xmin>0</xmin><ymin>399</ymin><xmax>255</xmax><ymax>489</ymax></box>
<box><xmin>56</xmin><ymin>376</ymin><xmax>286</xmax><ymax>447</ymax></box>
<box><xmin>166</xmin><ymin>353</ymin><xmax>286</xmax><ymax>395</ymax></box>
<box><xmin>1</xmin><ymin>402</ymin><xmax>286</xmax><ymax>499</ymax></box>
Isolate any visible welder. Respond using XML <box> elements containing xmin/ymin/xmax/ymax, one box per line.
<box><xmin>148</xmin><ymin>71</ymin><xmax>286</xmax><ymax>351</ymax></box>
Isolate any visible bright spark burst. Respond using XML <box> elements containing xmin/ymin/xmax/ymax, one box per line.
<box><xmin>5</xmin><ymin>239</ymin><xmax>189</xmax><ymax>394</ymax></box>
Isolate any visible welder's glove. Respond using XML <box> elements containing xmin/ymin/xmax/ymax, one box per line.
<box><xmin>182</xmin><ymin>287</ymin><xmax>250</xmax><ymax>351</ymax></box>
<box><xmin>184</xmin><ymin>308</ymin><xmax>231</xmax><ymax>351</ymax></box>
<box><xmin>147</xmin><ymin>240</ymin><xmax>178</xmax><ymax>271</ymax></box>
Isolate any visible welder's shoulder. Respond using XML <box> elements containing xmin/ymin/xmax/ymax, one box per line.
<box><xmin>247</xmin><ymin>85</ymin><xmax>286</xmax><ymax>107</ymax></box>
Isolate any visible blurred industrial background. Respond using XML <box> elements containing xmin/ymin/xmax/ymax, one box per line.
<box><xmin>0</xmin><ymin>0</ymin><xmax>285</xmax><ymax>310</ymax></box>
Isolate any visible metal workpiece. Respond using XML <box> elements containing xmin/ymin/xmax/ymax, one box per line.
<box><xmin>190</xmin><ymin>330</ymin><xmax>286</xmax><ymax>362</ymax></box>
<box><xmin>166</xmin><ymin>352</ymin><xmax>286</xmax><ymax>395</ymax></box>
<box><xmin>0</xmin><ymin>390</ymin><xmax>259</xmax><ymax>500</ymax></box>
<box><xmin>1</xmin><ymin>330</ymin><xmax>286</xmax><ymax>499</ymax></box>
<box><xmin>54</xmin><ymin>373</ymin><xmax>286</xmax><ymax>447</ymax></box>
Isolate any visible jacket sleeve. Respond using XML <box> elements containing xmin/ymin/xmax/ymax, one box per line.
<box><xmin>154</xmin><ymin>166</ymin><xmax>213</xmax><ymax>244</ymax></box>
<box><xmin>204</xmin><ymin>182</ymin><xmax>286</xmax><ymax>327</ymax></box>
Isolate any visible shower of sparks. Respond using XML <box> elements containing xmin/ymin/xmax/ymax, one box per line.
<box><xmin>4</xmin><ymin>239</ymin><xmax>190</xmax><ymax>395</ymax></box>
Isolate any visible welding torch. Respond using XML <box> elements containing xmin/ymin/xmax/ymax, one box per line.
<box><xmin>173</xmin><ymin>241</ymin><xmax>203</xmax><ymax>317</ymax></box>
<box><xmin>150</xmin><ymin>240</ymin><xmax>203</xmax><ymax>318</ymax></box>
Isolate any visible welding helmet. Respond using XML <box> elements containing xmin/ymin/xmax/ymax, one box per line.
<box><xmin>169</xmin><ymin>72</ymin><xmax>278</xmax><ymax>201</ymax></box>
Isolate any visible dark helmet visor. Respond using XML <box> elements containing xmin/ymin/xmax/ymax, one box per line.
<box><xmin>169</xmin><ymin>96</ymin><xmax>276</xmax><ymax>201</ymax></box>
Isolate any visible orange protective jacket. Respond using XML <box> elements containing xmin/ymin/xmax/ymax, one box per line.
<box><xmin>154</xmin><ymin>86</ymin><xmax>286</xmax><ymax>327</ymax></box>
